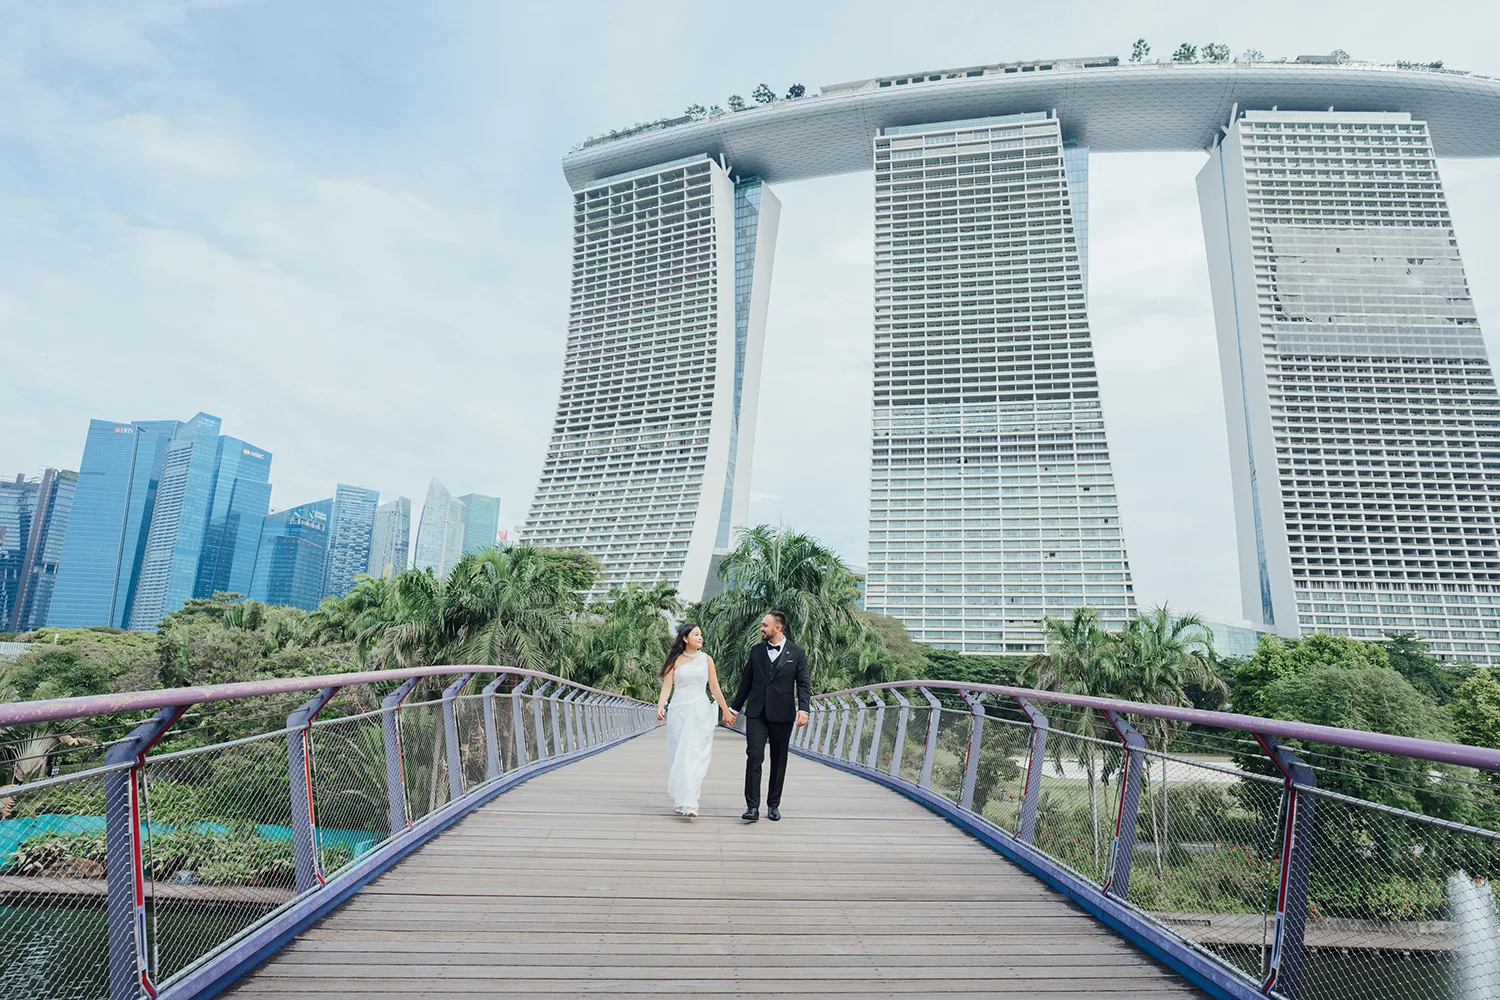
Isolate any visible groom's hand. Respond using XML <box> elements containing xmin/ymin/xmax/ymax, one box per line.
<box><xmin>796</xmin><ymin>711</ymin><xmax>809</xmax><ymax>727</ymax></box>
<box><xmin>722</xmin><ymin>707</ymin><xmax>737</xmax><ymax>726</ymax></box>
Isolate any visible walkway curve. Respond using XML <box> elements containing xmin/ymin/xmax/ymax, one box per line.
<box><xmin>227</xmin><ymin>728</ymin><xmax>1204</xmax><ymax>998</ymax></box>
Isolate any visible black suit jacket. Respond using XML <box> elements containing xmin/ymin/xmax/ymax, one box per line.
<box><xmin>731</xmin><ymin>640</ymin><xmax>812</xmax><ymax>724</ymax></box>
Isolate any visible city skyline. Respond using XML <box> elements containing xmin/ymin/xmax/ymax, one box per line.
<box><xmin>4</xmin><ymin>5</ymin><xmax>1500</xmax><ymax>630</ymax></box>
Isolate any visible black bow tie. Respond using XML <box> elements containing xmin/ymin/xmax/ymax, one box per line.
<box><xmin>769</xmin><ymin>643</ymin><xmax>782</xmax><ymax>652</ymax></box>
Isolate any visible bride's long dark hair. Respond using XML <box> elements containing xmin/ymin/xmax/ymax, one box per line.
<box><xmin>661</xmin><ymin>623</ymin><xmax>701</xmax><ymax>677</ymax></box>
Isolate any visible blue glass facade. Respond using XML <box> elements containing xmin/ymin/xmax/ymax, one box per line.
<box><xmin>250</xmin><ymin>499</ymin><xmax>333</xmax><ymax>610</ymax></box>
<box><xmin>49</xmin><ymin>419</ymin><xmax>182</xmax><ymax>628</ymax></box>
<box><xmin>195</xmin><ymin>437</ymin><xmax>273</xmax><ymax>600</ymax></box>
<box><xmin>715</xmin><ymin>177</ymin><xmax>763</xmax><ymax>549</ymax></box>
<box><xmin>0</xmin><ymin>474</ymin><xmax>38</xmax><ymax>629</ymax></box>
<box><xmin>458</xmin><ymin>493</ymin><xmax>500</xmax><ymax>555</ymax></box>
<box><xmin>9</xmin><ymin>470</ymin><xmax>78</xmax><ymax>630</ymax></box>
<box><xmin>323</xmin><ymin>484</ymin><xmax>380</xmax><ymax>599</ymax></box>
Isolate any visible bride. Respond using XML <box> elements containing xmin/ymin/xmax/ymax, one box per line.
<box><xmin>656</xmin><ymin>623</ymin><xmax>735</xmax><ymax>817</ymax></box>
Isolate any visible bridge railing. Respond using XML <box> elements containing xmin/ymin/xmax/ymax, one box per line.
<box><xmin>796</xmin><ymin>680</ymin><xmax>1500</xmax><ymax>1000</ymax></box>
<box><xmin>0</xmin><ymin>666</ymin><xmax>657</xmax><ymax>1000</ymax></box>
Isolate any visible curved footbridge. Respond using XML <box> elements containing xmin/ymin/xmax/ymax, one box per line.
<box><xmin>4</xmin><ymin>668</ymin><xmax>1498</xmax><ymax>1000</ymax></box>
<box><xmin>232</xmin><ymin>727</ymin><xmax>1196</xmax><ymax>999</ymax></box>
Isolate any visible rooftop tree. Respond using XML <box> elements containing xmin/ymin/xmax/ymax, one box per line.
<box><xmin>752</xmin><ymin>83</ymin><xmax>776</xmax><ymax>104</ymax></box>
<box><xmin>1130</xmin><ymin>39</ymin><xmax>1150</xmax><ymax>62</ymax></box>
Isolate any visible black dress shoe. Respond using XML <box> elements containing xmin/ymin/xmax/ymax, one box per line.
<box><xmin>767</xmin><ymin>806</ymin><xmax>781</xmax><ymax>822</ymax></box>
<box><xmin>741</xmin><ymin>807</ymin><xmax>759</xmax><ymax>822</ymax></box>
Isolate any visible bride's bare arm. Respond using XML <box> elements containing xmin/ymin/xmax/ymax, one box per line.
<box><xmin>706</xmin><ymin>657</ymin><xmax>735</xmax><ymax>725</ymax></box>
<box><xmin>656</xmin><ymin>663</ymin><xmax>675</xmax><ymax>721</ymax></box>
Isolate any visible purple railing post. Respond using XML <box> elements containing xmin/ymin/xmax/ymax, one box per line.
<box><xmin>510</xmin><ymin>677</ymin><xmax>531</xmax><ymax>767</ymax></box>
<box><xmin>582</xmin><ymin>693</ymin><xmax>599</xmax><ymax>746</ymax></box>
<box><xmin>918</xmin><ymin>687</ymin><xmax>942</xmax><ymax>790</ymax></box>
<box><xmin>562</xmin><ymin>690</ymin><xmax>581</xmax><ymax>752</ymax></box>
<box><xmin>442</xmin><ymin>673</ymin><xmax>475</xmax><ymax>801</ymax></box>
<box><xmin>834</xmin><ymin>697</ymin><xmax>852</xmax><ymax>760</ymax></box>
<box><xmin>287</xmin><ymin>686</ymin><xmax>339</xmax><ymax>894</ymax></box>
<box><xmin>821</xmin><ymin>702</ymin><xmax>838</xmax><ymax>755</ymax></box>
<box><xmin>808</xmin><ymin>703</ymin><xmax>825</xmax><ymax>752</ymax></box>
<box><xmin>866</xmin><ymin>690</ymin><xmax>887</xmax><ymax>769</ymax></box>
<box><xmin>848</xmin><ymin>694</ymin><xmax>867</xmax><ymax>764</ymax></box>
<box><xmin>548</xmin><ymin>686</ymin><xmax>566</xmax><ymax>756</ymax></box>
<box><xmin>1103</xmin><ymin>710</ymin><xmax>1146</xmax><ymax>901</ymax></box>
<box><xmin>959</xmin><ymin>690</ymin><xmax>986</xmax><ymax>812</ymax></box>
<box><xmin>1016</xmin><ymin>697</ymin><xmax>1049</xmax><ymax>844</ymax></box>
<box><xmin>1256</xmin><ymin>733</ymin><xmax>1318</xmax><ymax>1000</ymax></box>
<box><xmin>104</xmin><ymin>704</ymin><xmax>188</xmax><ymax>1000</ymax></box>
<box><xmin>532</xmin><ymin>682</ymin><xmax>552</xmax><ymax>760</ymax></box>
<box><xmin>482</xmin><ymin>673</ymin><xmax>508</xmax><ymax>780</ymax></box>
<box><xmin>381</xmin><ymin>678</ymin><xmax>419</xmax><ymax>835</ymax></box>
<box><xmin>890</xmin><ymin>689</ymin><xmax>911</xmax><ymax>778</ymax></box>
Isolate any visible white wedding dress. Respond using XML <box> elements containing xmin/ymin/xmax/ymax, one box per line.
<box><xmin>665</xmin><ymin>651</ymin><xmax>717</xmax><ymax>815</ymax></box>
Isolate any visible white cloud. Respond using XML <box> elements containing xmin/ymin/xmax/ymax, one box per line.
<box><xmin>3</xmin><ymin>1</ymin><xmax>1499</xmax><ymax>621</ymax></box>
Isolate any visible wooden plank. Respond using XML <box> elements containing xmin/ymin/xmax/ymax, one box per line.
<box><xmin>227</xmin><ymin>729</ymin><xmax>1207</xmax><ymax>998</ymax></box>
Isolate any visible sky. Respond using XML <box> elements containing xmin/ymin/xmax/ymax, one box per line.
<box><xmin>3</xmin><ymin>0</ymin><xmax>1499</xmax><ymax>623</ymax></box>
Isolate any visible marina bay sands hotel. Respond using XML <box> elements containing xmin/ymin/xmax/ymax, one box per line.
<box><xmin>523</xmin><ymin>56</ymin><xmax>1500</xmax><ymax>665</ymax></box>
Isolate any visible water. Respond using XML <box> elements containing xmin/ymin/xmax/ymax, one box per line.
<box><xmin>1449</xmin><ymin>872</ymin><xmax>1500</xmax><ymax>1000</ymax></box>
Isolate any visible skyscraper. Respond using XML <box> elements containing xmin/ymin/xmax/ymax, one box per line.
<box><xmin>2</xmin><ymin>469</ymin><xmax>78</xmax><ymax>631</ymax></box>
<box><xmin>48</xmin><ymin>419</ymin><xmax>181</xmax><ymax>629</ymax></box>
<box><xmin>414</xmin><ymin>478</ymin><xmax>466</xmax><ymax>578</ymax></box>
<box><xmin>0</xmin><ymin>475</ymin><xmax>32</xmax><ymax>627</ymax></box>
<box><xmin>249</xmin><ymin>500</ymin><xmax>333</xmax><ymax>610</ymax></box>
<box><xmin>194</xmin><ymin>437</ymin><xmax>274</xmax><ymax>600</ymax></box>
<box><xmin>864</xmin><ymin>113</ymin><xmax>1134</xmax><ymax>653</ymax></box>
<box><xmin>323</xmin><ymin>484</ymin><xmax>380</xmax><ymax>599</ymax></box>
<box><xmin>458</xmin><ymin>493</ymin><xmax>500</xmax><ymax>555</ymax></box>
<box><xmin>1200</xmin><ymin>110</ymin><xmax>1500</xmax><ymax>664</ymax></box>
<box><xmin>128</xmin><ymin>414</ymin><xmax>273</xmax><ymax>629</ymax></box>
<box><xmin>523</xmin><ymin>155</ymin><xmax>780</xmax><ymax>600</ymax></box>
<box><xmin>367</xmin><ymin>497</ymin><xmax>411</xmax><ymax>579</ymax></box>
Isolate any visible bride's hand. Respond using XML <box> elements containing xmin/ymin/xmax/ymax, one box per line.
<box><xmin>656</xmin><ymin>704</ymin><xmax>666</xmax><ymax>721</ymax></box>
<box><xmin>722</xmin><ymin>707</ymin><xmax>736</xmax><ymax>726</ymax></box>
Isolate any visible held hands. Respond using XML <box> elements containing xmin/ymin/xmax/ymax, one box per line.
<box><xmin>656</xmin><ymin>704</ymin><xmax>666</xmax><ymax>721</ymax></box>
<box><xmin>722</xmin><ymin>707</ymin><xmax>737</xmax><ymax>726</ymax></box>
<box><xmin>796</xmin><ymin>710</ymin><xmax>810</xmax><ymax>728</ymax></box>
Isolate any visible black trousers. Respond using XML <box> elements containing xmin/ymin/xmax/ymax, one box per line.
<box><xmin>744</xmin><ymin>713</ymin><xmax>794</xmax><ymax>809</ymax></box>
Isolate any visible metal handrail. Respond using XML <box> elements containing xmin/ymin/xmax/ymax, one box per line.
<box><xmin>0</xmin><ymin>666</ymin><xmax>659</xmax><ymax>1000</ymax></box>
<box><xmin>811</xmin><ymin>679</ymin><xmax>1500</xmax><ymax>773</ymax></box>
<box><xmin>0</xmin><ymin>663</ymin><xmax>651</xmax><ymax>728</ymax></box>
<box><xmin>798</xmin><ymin>679</ymin><xmax>1500</xmax><ymax>1000</ymax></box>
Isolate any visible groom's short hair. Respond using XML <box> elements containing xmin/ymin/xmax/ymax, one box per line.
<box><xmin>767</xmin><ymin>610</ymin><xmax>788</xmax><ymax>633</ymax></box>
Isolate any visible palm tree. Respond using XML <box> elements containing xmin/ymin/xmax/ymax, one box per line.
<box><xmin>698</xmin><ymin>525</ymin><xmax>866</xmax><ymax>694</ymax></box>
<box><xmin>1027</xmin><ymin>607</ymin><xmax>1121</xmax><ymax>870</ymax></box>
<box><xmin>1110</xmin><ymin>604</ymin><xmax>1224</xmax><ymax>873</ymax></box>
<box><xmin>573</xmin><ymin>582</ymin><xmax>681</xmax><ymax>698</ymax></box>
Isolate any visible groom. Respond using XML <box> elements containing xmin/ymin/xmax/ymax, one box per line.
<box><xmin>728</xmin><ymin>611</ymin><xmax>810</xmax><ymax>822</ymax></box>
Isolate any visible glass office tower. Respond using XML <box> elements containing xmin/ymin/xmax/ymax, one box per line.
<box><xmin>250</xmin><ymin>499</ymin><xmax>333</xmax><ymax>610</ymax></box>
<box><xmin>367</xmin><ymin>497</ymin><xmax>411</xmax><ymax>579</ymax></box>
<box><xmin>2</xmin><ymin>469</ymin><xmax>77</xmax><ymax>630</ymax></box>
<box><xmin>458</xmin><ymin>493</ymin><xmax>500</xmax><ymax>555</ymax></box>
<box><xmin>129</xmin><ymin>414</ymin><xmax>273</xmax><ymax>628</ymax></box>
<box><xmin>864</xmin><ymin>113</ymin><xmax>1135</xmax><ymax>653</ymax></box>
<box><xmin>48</xmin><ymin>419</ymin><xmax>181</xmax><ymax>629</ymax></box>
<box><xmin>1200</xmin><ymin>110</ymin><xmax>1500</xmax><ymax>664</ymax></box>
<box><xmin>414</xmin><ymin>478</ymin><xmax>466</xmax><ymax>578</ymax></box>
<box><xmin>194</xmin><ymin>437</ymin><xmax>274</xmax><ymax>600</ymax></box>
<box><xmin>524</xmin><ymin>155</ymin><xmax>780</xmax><ymax>600</ymax></box>
<box><xmin>323</xmin><ymin>483</ymin><xmax>381</xmax><ymax>599</ymax></box>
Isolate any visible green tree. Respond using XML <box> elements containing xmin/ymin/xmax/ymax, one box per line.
<box><xmin>727</xmin><ymin>94</ymin><xmax>748</xmax><ymax>112</ymax></box>
<box><xmin>1027</xmin><ymin>607</ymin><xmax>1120</xmax><ymax>866</ymax></box>
<box><xmin>1202</xmin><ymin>42</ymin><xmax>1231</xmax><ymax>62</ymax></box>
<box><xmin>696</xmin><ymin>525</ymin><xmax>866</xmax><ymax>694</ymax></box>
<box><xmin>1382</xmin><ymin>632</ymin><xmax>1465</xmax><ymax>704</ymax></box>
<box><xmin>684</xmin><ymin>103</ymin><xmax>707</xmax><ymax>119</ymax></box>
<box><xmin>785</xmin><ymin>83</ymin><xmax>806</xmax><ymax>99</ymax></box>
<box><xmin>572</xmin><ymin>582</ymin><xmax>681</xmax><ymax>698</ymax></box>
<box><xmin>1172</xmin><ymin>43</ymin><xmax>1199</xmax><ymax>62</ymax></box>
<box><xmin>1451</xmin><ymin>668</ymin><xmax>1500</xmax><ymax>752</ymax></box>
<box><xmin>752</xmin><ymin>83</ymin><xmax>776</xmax><ymax>104</ymax></box>
<box><xmin>1130</xmin><ymin>39</ymin><xmax>1150</xmax><ymax>62</ymax></box>
<box><xmin>1240</xmin><ymin>49</ymin><xmax>1265</xmax><ymax>61</ymax></box>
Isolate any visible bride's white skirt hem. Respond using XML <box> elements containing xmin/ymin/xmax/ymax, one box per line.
<box><xmin>665</xmin><ymin>696</ymin><xmax>716</xmax><ymax>813</ymax></box>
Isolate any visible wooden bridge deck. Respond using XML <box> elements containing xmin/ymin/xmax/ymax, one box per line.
<box><xmin>228</xmin><ymin>728</ymin><xmax>1206</xmax><ymax>998</ymax></box>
